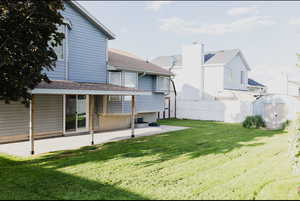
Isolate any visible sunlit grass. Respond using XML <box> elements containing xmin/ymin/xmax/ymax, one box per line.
<box><xmin>0</xmin><ymin>119</ymin><xmax>299</xmax><ymax>200</ymax></box>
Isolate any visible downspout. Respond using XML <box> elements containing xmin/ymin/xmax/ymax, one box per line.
<box><xmin>170</xmin><ymin>56</ymin><xmax>177</xmax><ymax>119</ymax></box>
<box><xmin>65</xmin><ymin>26</ymin><xmax>69</xmax><ymax>80</ymax></box>
<box><xmin>64</xmin><ymin>19</ymin><xmax>72</xmax><ymax>81</ymax></box>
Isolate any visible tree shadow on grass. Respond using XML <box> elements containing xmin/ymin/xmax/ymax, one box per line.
<box><xmin>27</xmin><ymin>120</ymin><xmax>285</xmax><ymax>169</ymax></box>
<box><xmin>0</xmin><ymin>155</ymin><xmax>149</xmax><ymax>200</ymax></box>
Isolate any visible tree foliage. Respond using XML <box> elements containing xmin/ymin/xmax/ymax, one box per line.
<box><xmin>0</xmin><ymin>0</ymin><xmax>65</xmax><ymax>105</ymax></box>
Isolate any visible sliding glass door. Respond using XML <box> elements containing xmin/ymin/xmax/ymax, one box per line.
<box><xmin>77</xmin><ymin>95</ymin><xmax>87</xmax><ymax>130</ymax></box>
<box><xmin>65</xmin><ymin>95</ymin><xmax>88</xmax><ymax>133</ymax></box>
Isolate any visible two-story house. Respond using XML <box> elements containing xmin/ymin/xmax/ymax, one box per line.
<box><xmin>152</xmin><ymin>43</ymin><xmax>255</xmax><ymax>122</ymax></box>
<box><xmin>0</xmin><ymin>1</ymin><xmax>171</xmax><ymax>151</ymax></box>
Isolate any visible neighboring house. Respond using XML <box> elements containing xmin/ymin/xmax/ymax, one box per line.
<box><xmin>0</xmin><ymin>1</ymin><xmax>171</xmax><ymax>145</ymax></box>
<box><xmin>152</xmin><ymin>43</ymin><xmax>255</xmax><ymax>122</ymax></box>
<box><xmin>248</xmin><ymin>78</ymin><xmax>267</xmax><ymax>94</ymax></box>
<box><xmin>288</xmin><ymin>80</ymin><xmax>300</xmax><ymax>96</ymax></box>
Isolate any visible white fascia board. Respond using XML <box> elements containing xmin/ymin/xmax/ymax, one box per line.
<box><xmin>31</xmin><ymin>89</ymin><xmax>151</xmax><ymax>96</ymax></box>
<box><xmin>68</xmin><ymin>1</ymin><xmax>116</xmax><ymax>40</ymax></box>
<box><xmin>107</xmin><ymin>65</ymin><xmax>118</xmax><ymax>71</ymax></box>
<box><xmin>111</xmin><ymin>65</ymin><xmax>171</xmax><ymax>77</ymax></box>
<box><xmin>238</xmin><ymin>51</ymin><xmax>251</xmax><ymax>71</ymax></box>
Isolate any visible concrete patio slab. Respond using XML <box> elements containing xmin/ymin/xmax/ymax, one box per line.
<box><xmin>0</xmin><ymin>125</ymin><xmax>189</xmax><ymax>157</ymax></box>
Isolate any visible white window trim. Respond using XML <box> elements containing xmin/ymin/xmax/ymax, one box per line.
<box><xmin>229</xmin><ymin>68</ymin><xmax>233</xmax><ymax>81</ymax></box>
<box><xmin>156</xmin><ymin>76</ymin><xmax>170</xmax><ymax>92</ymax></box>
<box><xmin>55</xmin><ymin>25</ymin><xmax>66</xmax><ymax>62</ymax></box>
<box><xmin>108</xmin><ymin>71</ymin><xmax>122</xmax><ymax>86</ymax></box>
<box><xmin>124</xmin><ymin>96</ymin><xmax>132</xmax><ymax>102</ymax></box>
<box><xmin>63</xmin><ymin>95</ymin><xmax>89</xmax><ymax>135</ymax></box>
<box><xmin>109</xmin><ymin>95</ymin><xmax>122</xmax><ymax>102</ymax></box>
<box><xmin>123</xmin><ymin>71</ymin><xmax>139</xmax><ymax>89</ymax></box>
<box><xmin>241</xmin><ymin>71</ymin><xmax>244</xmax><ymax>85</ymax></box>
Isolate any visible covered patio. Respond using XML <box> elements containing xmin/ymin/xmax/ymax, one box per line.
<box><xmin>0</xmin><ymin>125</ymin><xmax>188</xmax><ymax>157</ymax></box>
<box><xmin>27</xmin><ymin>80</ymin><xmax>151</xmax><ymax>155</ymax></box>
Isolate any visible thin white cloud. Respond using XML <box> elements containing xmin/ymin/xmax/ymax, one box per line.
<box><xmin>289</xmin><ymin>17</ymin><xmax>300</xmax><ymax>25</ymax></box>
<box><xmin>146</xmin><ymin>1</ymin><xmax>172</xmax><ymax>11</ymax></box>
<box><xmin>160</xmin><ymin>16</ymin><xmax>276</xmax><ymax>35</ymax></box>
<box><xmin>227</xmin><ymin>7</ymin><xmax>259</xmax><ymax>16</ymax></box>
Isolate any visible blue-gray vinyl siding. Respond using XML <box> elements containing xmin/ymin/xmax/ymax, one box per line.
<box><xmin>46</xmin><ymin>2</ymin><xmax>108</xmax><ymax>83</ymax></box>
<box><xmin>137</xmin><ymin>93</ymin><xmax>164</xmax><ymax>113</ymax></box>
<box><xmin>46</xmin><ymin>58</ymin><xmax>66</xmax><ymax>81</ymax></box>
<box><xmin>121</xmin><ymin>75</ymin><xmax>164</xmax><ymax>114</ymax></box>
<box><xmin>107</xmin><ymin>74</ymin><xmax>165</xmax><ymax>114</ymax></box>
<box><xmin>137</xmin><ymin>75</ymin><xmax>164</xmax><ymax>113</ymax></box>
<box><xmin>139</xmin><ymin>75</ymin><xmax>155</xmax><ymax>91</ymax></box>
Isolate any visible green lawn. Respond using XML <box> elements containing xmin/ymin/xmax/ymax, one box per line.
<box><xmin>1</xmin><ymin>119</ymin><xmax>300</xmax><ymax>200</ymax></box>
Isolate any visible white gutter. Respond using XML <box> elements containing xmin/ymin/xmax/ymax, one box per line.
<box><xmin>110</xmin><ymin>66</ymin><xmax>172</xmax><ymax>77</ymax></box>
<box><xmin>31</xmin><ymin>88</ymin><xmax>151</xmax><ymax>96</ymax></box>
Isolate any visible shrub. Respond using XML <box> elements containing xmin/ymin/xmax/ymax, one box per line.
<box><xmin>149</xmin><ymin>122</ymin><xmax>160</xmax><ymax>127</ymax></box>
<box><xmin>283</xmin><ymin>120</ymin><xmax>291</xmax><ymax>130</ymax></box>
<box><xmin>242</xmin><ymin>115</ymin><xmax>265</xmax><ymax>129</ymax></box>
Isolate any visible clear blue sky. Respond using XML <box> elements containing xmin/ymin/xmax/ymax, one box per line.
<box><xmin>78</xmin><ymin>1</ymin><xmax>300</xmax><ymax>92</ymax></box>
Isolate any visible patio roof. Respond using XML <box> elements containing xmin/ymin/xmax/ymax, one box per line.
<box><xmin>31</xmin><ymin>80</ymin><xmax>151</xmax><ymax>96</ymax></box>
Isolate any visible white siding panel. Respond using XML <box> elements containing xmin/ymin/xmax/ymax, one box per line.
<box><xmin>34</xmin><ymin>95</ymin><xmax>63</xmax><ymax>134</ymax></box>
<box><xmin>224</xmin><ymin>54</ymin><xmax>248</xmax><ymax>91</ymax></box>
<box><xmin>0</xmin><ymin>101</ymin><xmax>29</xmax><ymax>137</ymax></box>
<box><xmin>177</xmin><ymin>99</ymin><xmax>253</xmax><ymax>123</ymax></box>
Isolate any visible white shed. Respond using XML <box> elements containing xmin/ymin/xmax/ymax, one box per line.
<box><xmin>253</xmin><ymin>94</ymin><xmax>300</xmax><ymax>129</ymax></box>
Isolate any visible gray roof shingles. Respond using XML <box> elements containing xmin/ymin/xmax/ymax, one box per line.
<box><xmin>108</xmin><ymin>49</ymin><xmax>173</xmax><ymax>76</ymax></box>
<box><xmin>35</xmin><ymin>80</ymin><xmax>145</xmax><ymax>92</ymax></box>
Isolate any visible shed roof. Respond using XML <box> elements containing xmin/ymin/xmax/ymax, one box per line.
<box><xmin>108</xmin><ymin>49</ymin><xmax>173</xmax><ymax>76</ymax></box>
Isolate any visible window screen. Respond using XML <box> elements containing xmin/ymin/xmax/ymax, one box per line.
<box><xmin>109</xmin><ymin>71</ymin><xmax>122</xmax><ymax>86</ymax></box>
<box><xmin>124</xmin><ymin>72</ymin><xmax>138</xmax><ymax>88</ymax></box>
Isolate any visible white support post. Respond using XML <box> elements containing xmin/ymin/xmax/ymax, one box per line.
<box><xmin>90</xmin><ymin>95</ymin><xmax>95</xmax><ymax>145</ymax></box>
<box><xmin>63</xmin><ymin>94</ymin><xmax>66</xmax><ymax>135</ymax></box>
<box><xmin>131</xmin><ymin>95</ymin><xmax>136</xmax><ymax>138</ymax></box>
<box><xmin>29</xmin><ymin>95</ymin><xmax>34</xmax><ymax>155</ymax></box>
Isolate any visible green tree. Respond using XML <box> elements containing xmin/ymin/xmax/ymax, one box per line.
<box><xmin>0</xmin><ymin>0</ymin><xmax>65</xmax><ymax>105</ymax></box>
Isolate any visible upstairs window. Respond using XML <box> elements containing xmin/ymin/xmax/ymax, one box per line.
<box><xmin>157</xmin><ymin>76</ymin><xmax>170</xmax><ymax>92</ymax></box>
<box><xmin>124</xmin><ymin>72</ymin><xmax>138</xmax><ymax>88</ymax></box>
<box><xmin>109</xmin><ymin>71</ymin><xmax>122</xmax><ymax>86</ymax></box>
<box><xmin>109</xmin><ymin>96</ymin><xmax>122</xmax><ymax>102</ymax></box>
<box><xmin>50</xmin><ymin>25</ymin><xmax>65</xmax><ymax>61</ymax></box>
<box><xmin>229</xmin><ymin>69</ymin><xmax>233</xmax><ymax>81</ymax></box>
<box><xmin>240</xmin><ymin>71</ymin><xmax>245</xmax><ymax>84</ymax></box>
